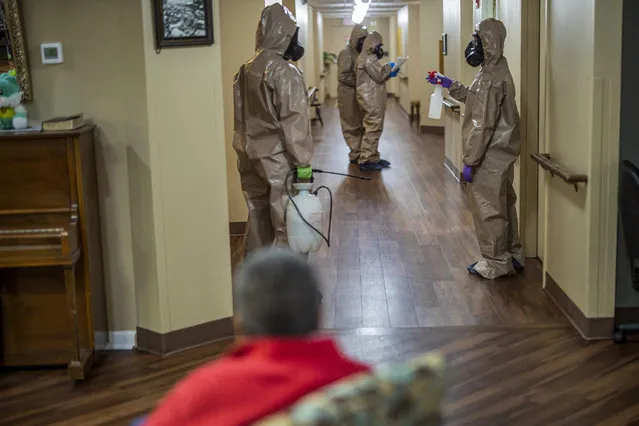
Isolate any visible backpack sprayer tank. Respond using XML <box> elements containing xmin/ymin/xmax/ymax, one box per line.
<box><xmin>287</xmin><ymin>183</ymin><xmax>324</xmax><ymax>253</ymax></box>
<box><xmin>285</xmin><ymin>169</ymin><xmax>371</xmax><ymax>254</ymax></box>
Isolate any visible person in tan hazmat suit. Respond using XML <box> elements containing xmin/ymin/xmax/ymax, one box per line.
<box><xmin>428</xmin><ymin>18</ymin><xmax>523</xmax><ymax>279</ymax></box>
<box><xmin>337</xmin><ymin>24</ymin><xmax>368</xmax><ymax>164</ymax></box>
<box><xmin>233</xmin><ymin>3</ymin><xmax>314</xmax><ymax>256</ymax></box>
<box><xmin>355</xmin><ymin>31</ymin><xmax>400</xmax><ymax>171</ymax></box>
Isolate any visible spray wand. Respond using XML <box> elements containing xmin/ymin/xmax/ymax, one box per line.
<box><xmin>285</xmin><ymin>169</ymin><xmax>371</xmax><ymax>248</ymax></box>
<box><xmin>312</xmin><ymin>169</ymin><xmax>372</xmax><ymax>180</ymax></box>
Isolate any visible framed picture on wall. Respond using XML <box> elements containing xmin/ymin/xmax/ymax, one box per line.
<box><xmin>152</xmin><ymin>0</ymin><xmax>214</xmax><ymax>51</ymax></box>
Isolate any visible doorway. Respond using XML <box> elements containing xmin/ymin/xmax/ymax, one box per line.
<box><xmin>615</xmin><ymin>0</ymin><xmax>639</xmax><ymax>314</ymax></box>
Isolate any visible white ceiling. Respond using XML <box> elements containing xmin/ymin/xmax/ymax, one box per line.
<box><xmin>308</xmin><ymin>0</ymin><xmax>418</xmax><ymax>19</ymax></box>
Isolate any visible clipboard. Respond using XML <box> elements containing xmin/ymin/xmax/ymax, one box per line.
<box><xmin>392</xmin><ymin>56</ymin><xmax>409</xmax><ymax>72</ymax></box>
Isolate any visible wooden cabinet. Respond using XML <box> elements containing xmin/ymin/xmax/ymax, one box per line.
<box><xmin>0</xmin><ymin>126</ymin><xmax>108</xmax><ymax>380</ymax></box>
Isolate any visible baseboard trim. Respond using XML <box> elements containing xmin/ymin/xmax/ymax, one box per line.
<box><xmin>136</xmin><ymin>317</ymin><xmax>234</xmax><ymax>356</ymax></box>
<box><xmin>615</xmin><ymin>307</ymin><xmax>639</xmax><ymax>326</ymax></box>
<box><xmin>443</xmin><ymin>157</ymin><xmax>461</xmax><ymax>183</ymax></box>
<box><xmin>229</xmin><ymin>221</ymin><xmax>246</xmax><ymax>237</ymax></box>
<box><xmin>420</xmin><ymin>125</ymin><xmax>445</xmax><ymax>135</ymax></box>
<box><xmin>545</xmin><ymin>273</ymin><xmax>614</xmax><ymax>340</ymax></box>
<box><xmin>95</xmin><ymin>330</ymin><xmax>136</xmax><ymax>351</ymax></box>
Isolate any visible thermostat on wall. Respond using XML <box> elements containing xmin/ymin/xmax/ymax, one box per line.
<box><xmin>40</xmin><ymin>42</ymin><xmax>64</xmax><ymax>64</ymax></box>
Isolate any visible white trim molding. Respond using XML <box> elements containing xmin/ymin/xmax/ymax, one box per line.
<box><xmin>95</xmin><ymin>331</ymin><xmax>136</xmax><ymax>351</ymax></box>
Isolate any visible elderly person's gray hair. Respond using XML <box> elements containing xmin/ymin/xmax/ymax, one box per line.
<box><xmin>234</xmin><ymin>248</ymin><xmax>321</xmax><ymax>336</ymax></box>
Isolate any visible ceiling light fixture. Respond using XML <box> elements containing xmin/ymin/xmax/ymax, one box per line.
<box><xmin>352</xmin><ymin>0</ymin><xmax>371</xmax><ymax>24</ymax></box>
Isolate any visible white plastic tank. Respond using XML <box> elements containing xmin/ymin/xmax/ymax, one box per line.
<box><xmin>286</xmin><ymin>183</ymin><xmax>324</xmax><ymax>254</ymax></box>
<box><xmin>428</xmin><ymin>84</ymin><xmax>443</xmax><ymax>120</ymax></box>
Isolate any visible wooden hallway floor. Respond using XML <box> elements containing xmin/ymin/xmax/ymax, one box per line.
<box><xmin>2</xmin><ymin>327</ymin><xmax>639</xmax><ymax>425</ymax></box>
<box><xmin>290</xmin><ymin>99</ymin><xmax>566</xmax><ymax>329</ymax></box>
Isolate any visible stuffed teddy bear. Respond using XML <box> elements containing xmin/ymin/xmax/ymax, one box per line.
<box><xmin>0</xmin><ymin>71</ymin><xmax>27</xmax><ymax>130</ymax></box>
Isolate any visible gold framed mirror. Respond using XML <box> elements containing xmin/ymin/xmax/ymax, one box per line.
<box><xmin>0</xmin><ymin>0</ymin><xmax>32</xmax><ymax>102</ymax></box>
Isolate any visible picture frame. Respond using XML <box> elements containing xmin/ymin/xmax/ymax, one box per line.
<box><xmin>0</xmin><ymin>0</ymin><xmax>33</xmax><ymax>101</ymax></box>
<box><xmin>152</xmin><ymin>0</ymin><xmax>214</xmax><ymax>52</ymax></box>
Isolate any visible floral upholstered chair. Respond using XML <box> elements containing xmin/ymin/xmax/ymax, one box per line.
<box><xmin>253</xmin><ymin>352</ymin><xmax>445</xmax><ymax>426</ymax></box>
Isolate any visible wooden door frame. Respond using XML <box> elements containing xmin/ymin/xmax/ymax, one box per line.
<box><xmin>519</xmin><ymin>0</ymin><xmax>542</xmax><ymax>260</ymax></box>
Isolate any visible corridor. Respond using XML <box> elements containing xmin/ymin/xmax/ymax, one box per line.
<box><xmin>302</xmin><ymin>99</ymin><xmax>567</xmax><ymax>330</ymax></box>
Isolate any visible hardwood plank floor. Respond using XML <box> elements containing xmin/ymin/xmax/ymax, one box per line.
<box><xmin>234</xmin><ymin>100</ymin><xmax>568</xmax><ymax>330</ymax></box>
<box><xmin>2</xmin><ymin>327</ymin><xmax>639</xmax><ymax>425</ymax></box>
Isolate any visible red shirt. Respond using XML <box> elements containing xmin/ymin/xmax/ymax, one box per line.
<box><xmin>144</xmin><ymin>337</ymin><xmax>370</xmax><ymax>426</ymax></box>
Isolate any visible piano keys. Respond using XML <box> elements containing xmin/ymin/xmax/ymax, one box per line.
<box><xmin>0</xmin><ymin>125</ymin><xmax>108</xmax><ymax>380</ymax></box>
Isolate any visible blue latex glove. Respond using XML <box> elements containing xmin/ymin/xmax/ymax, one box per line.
<box><xmin>390</xmin><ymin>69</ymin><xmax>400</xmax><ymax>78</ymax></box>
<box><xmin>462</xmin><ymin>164</ymin><xmax>473</xmax><ymax>183</ymax></box>
<box><xmin>389</xmin><ymin>61</ymin><xmax>396</xmax><ymax>69</ymax></box>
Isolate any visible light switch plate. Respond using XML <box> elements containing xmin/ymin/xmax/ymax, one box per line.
<box><xmin>40</xmin><ymin>42</ymin><xmax>64</xmax><ymax>64</ymax></box>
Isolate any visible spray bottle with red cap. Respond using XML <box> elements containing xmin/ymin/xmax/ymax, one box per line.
<box><xmin>427</xmin><ymin>71</ymin><xmax>444</xmax><ymax>119</ymax></box>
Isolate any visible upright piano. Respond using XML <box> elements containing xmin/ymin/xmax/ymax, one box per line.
<box><xmin>0</xmin><ymin>125</ymin><xmax>108</xmax><ymax>380</ymax></box>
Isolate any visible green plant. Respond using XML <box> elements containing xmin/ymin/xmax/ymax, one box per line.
<box><xmin>323</xmin><ymin>51</ymin><xmax>337</xmax><ymax>69</ymax></box>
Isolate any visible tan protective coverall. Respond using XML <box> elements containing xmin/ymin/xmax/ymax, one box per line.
<box><xmin>233</xmin><ymin>4</ymin><xmax>314</xmax><ymax>255</ymax></box>
<box><xmin>337</xmin><ymin>25</ymin><xmax>369</xmax><ymax>162</ymax></box>
<box><xmin>355</xmin><ymin>31</ymin><xmax>392</xmax><ymax>164</ymax></box>
<box><xmin>448</xmin><ymin>18</ymin><xmax>523</xmax><ymax>279</ymax></box>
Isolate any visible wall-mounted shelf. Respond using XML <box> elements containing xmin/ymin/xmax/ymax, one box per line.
<box><xmin>531</xmin><ymin>153</ymin><xmax>588</xmax><ymax>192</ymax></box>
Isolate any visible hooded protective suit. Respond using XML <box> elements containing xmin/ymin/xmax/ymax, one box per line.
<box><xmin>337</xmin><ymin>25</ymin><xmax>369</xmax><ymax>162</ymax></box>
<box><xmin>233</xmin><ymin>4</ymin><xmax>314</xmax><ymax>255</ymax></box>
<box><xmin>447</xmin><ymin>18</ymin><xmax>523</xmax><ymax>279</ymax></box>
<box><xmin>355</xmin><ymin>31</ymin><xmax>392</xmax><ymax>165</ymax></box>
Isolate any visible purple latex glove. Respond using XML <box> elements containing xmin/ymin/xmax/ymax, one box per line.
<box><xmin>462</xmin><ymin>164</ymin><xmax>473</xmax><ymax>183</ymax></box>
<box><xmin>437</xmin><ymin>74</ymin><xmax>453</xmax><ymax>89</ymax></box>
<box><xmin>426</xmin><ymin>74</ymin><xmax>453</xmax><ymax>89</ymax></box>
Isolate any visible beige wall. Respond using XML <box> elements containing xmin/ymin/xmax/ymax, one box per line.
<box><xmin>442</xmin><ymin>0</ymin><xmax>475</xmax><ymax>88</ymax></box>
<box><xmin>542</xmin><ymin>0</ymin><xmax>622</xmax><ymax>318</ymax></box>
<box><xmin>388</xmin><ymin>15</ymin><xmax>399</xmax><ymax>96</ymax></box>
<box><xmin>397</xmin><ymin>6</ymin><xmax>410</xmax><ymax>111</ymax></box>
<box><xmin>24</xmin><ymin>0</ymin><xmax>233</xmax><ymax>332</ymax></box>
<box><xmin>221</xmin><ymin>0</ymin><xmax>264</xmax><ymax>223</ymax></box>
<box><xmin>441</xmin><ymin>0</ymin><xmax>478</xmax><ymax>174</ymax></box>
<box><xmin>322</xmin><ymin>18</ymin><xmax>346</xmax><ymax>99</ymax></box>
<box><xmin>407</xmin><ymin>6</ymin><xmax>422</xmax><ymax>115</ymax></box>
<box><xmin>24</xmin><ymin>0</ymin><xmax>147</xmax><ymax>331</ymax></box>
<box><xmin>140</xmin><ymin>0</ymin><xmax>233</xmax><ymax>332</ymax></box>
<box><xmin>473</xmin><ymin>0</ymin><xmax>494</xmax><ymax>26</ymax></box>
<box><xmin>282</xmin><ymin>0</ymin><xmax>295</xmax><ymax>15</ymax></box>
<box><xmin>495</xmin><ymin>2</ymin><xmax>521</xmax><ymax>112</ymax></box>
<box><xmin>420</xmin><ymin>0</ymin><xmax>444</xmax><ymax>128</ymax></box>
<box><xmin>295</xmin><ymin>0</ymin><xmax>312</xmax><ymax>82</ymax></box>
<box><xmin>314</xmin><ymin>10</ymin><xmax>325</xmax><ymax>100</ymax></box>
